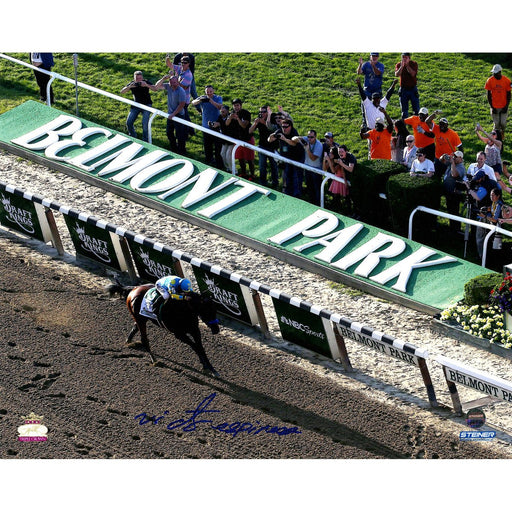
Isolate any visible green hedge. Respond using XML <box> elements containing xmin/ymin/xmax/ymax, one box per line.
<box><xmin>463</xmin><ymin>273</ymin><xmax>503</xmax><ymax>305</ymax></box>
<box><xmin>385</xmin><ymin>173</ymin><xmax>442</xmax><ymax>236</ymax></box>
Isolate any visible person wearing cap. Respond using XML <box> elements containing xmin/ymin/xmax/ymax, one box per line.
<box><xmin>360</xmin><ymin>107</ymin><xmax>393</xmax><ymax>160</ymax></box>
<box><xmin>401</xmin><ymin>134</ymin><xmax>417</xmax><ymax>169</ymax></box>
<box><xmin>172</xmin><ymin>52</ymin><xmax>198</xmax><ymax>104</ymax></box>
<box><xmin>485</xmin><ymin>64</ymin><xmax>511</xmax><ymax>135</ymax></box>
<box><xmin>431</xmin><ymin>116</ymin><xmax>463</xmax><ymax>177</ymax></box>
<box><xmin>357</xmin><ymin>53</ymin><xmax>385</xmax><ymax>99</ymax></box>
<box><xmin>409</xmin><ymin>149</ymin><xmax>434</xmax><ymax>178</ymax></box>
<box><xmin>322</xmin><ymin>132</ymin><xmax>340</xmax><ymax>158</ymax></box>
<box><xmin>226</xmin><ymin>98</ymin><xmax>255</xmax><ymax>179</ymax></box>
<box><xmin>394</xmin><ymin>53</ymin><xmax>420</xmax><ymax>119</ymax></box>
<box><xmin>404</xmin><ymin>107</ymin><xmax>438</xmax><ymax>161</ymax></box>
<box><xmin>441</xmin><ymin>151</ymin><xmax>466</xmax><ymax>232</ymax></box>
<box><xmin>356</xmin><ymin>76</ymin><xmax>397</xmax><ymax>130</ymax></box>
<box><xmin>166</xmin><ymin>54</ymin><xmax>194</xmax><ymax>136</ymax></box>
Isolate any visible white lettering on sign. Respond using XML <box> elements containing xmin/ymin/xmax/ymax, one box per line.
<box><xmin>45</xmin><ymin>127</ymin><xmax>112</xmax><ymax>161</ymax></box>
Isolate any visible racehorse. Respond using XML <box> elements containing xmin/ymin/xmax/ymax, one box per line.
<box><xmin>107</xmin><ymin>282</ymin><xmax>220</xmax><ymax>377</ymax></box>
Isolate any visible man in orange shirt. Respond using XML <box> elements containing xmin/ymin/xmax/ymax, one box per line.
<box><xmin>404</xmin><ymin>107</ymin><xmax>438</xmax><ymax>161</ymax></box>
<box><xmin>360</xmin><ymin>107</ymin><xmax>393</xmax><ymax>160</ymax></box>
<box><xmin>431</xmin><ymin>117</ymin><xmax>463</xmax><ymax>177</ymax></box>
<box><xmin>485</xmin><ymin>64</ymin><xmax>511</xmax><ymax>136</ymax></box>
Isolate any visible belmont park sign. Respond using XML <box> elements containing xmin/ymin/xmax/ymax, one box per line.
<box><xmin>0</xmin><ymin>101</ymin><xmax>492</xmax><ymax>311</ymax></box>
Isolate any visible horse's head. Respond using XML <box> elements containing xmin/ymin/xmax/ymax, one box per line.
<box><xmin>195</xmin><ymin>293</ymin><xmax>220</xmax><ymax>334</ymax></box>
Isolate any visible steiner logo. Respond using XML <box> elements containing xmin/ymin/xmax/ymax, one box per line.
<box><xmin>459</xmin><ymin>431</ymin><xmax>496</xmax><ymax>441</ymax></box>
<box><xmin>280</xmin><ymin>316</ymin><xmax>326</xmax><ymax>340</ymax></box>
<box><xmin>1</xmin><ymin>194</ymin><xmax>35</xmax><ymax>234</ymax></box>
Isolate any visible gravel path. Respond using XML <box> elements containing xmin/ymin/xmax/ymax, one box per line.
<box><xmin>2</xmin><ymin>149</ymin><xmax>512</xmax><ymax>459</ymax></box>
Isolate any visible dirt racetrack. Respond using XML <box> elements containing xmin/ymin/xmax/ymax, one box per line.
<box><xmin>0</xmin><ymin>231</ymin><xmax>508</xmax><ymax>461</ymax></box>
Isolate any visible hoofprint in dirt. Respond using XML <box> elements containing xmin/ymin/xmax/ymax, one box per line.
<box><xmin>1</xmin><ymin>150</ymin><xmax>512</xmax><ymax>459</ymax></box>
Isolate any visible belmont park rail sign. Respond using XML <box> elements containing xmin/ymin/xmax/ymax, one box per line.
<box><xmin>0</xmin><ymin>101</ymin><xmax>493</xmax><ymax>313</ymax></box>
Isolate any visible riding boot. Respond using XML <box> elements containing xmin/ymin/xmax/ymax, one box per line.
<box><xmin>152</xmin><ymin>295</ymin><xmax>164</xmax><ymax>317</ymax></box>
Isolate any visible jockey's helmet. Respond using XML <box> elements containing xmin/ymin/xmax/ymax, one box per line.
<box><xmin>179</xmin><ymin>278</ymin><xmax>192</xmax><ymax>293</ymax></box>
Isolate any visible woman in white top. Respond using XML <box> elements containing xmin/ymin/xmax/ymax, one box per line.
<box><xmin>401</xmin><ymin>134</ymin><xmax>417</xmax><ymax>169</ymax></box>
<box><xmin>409</xmin><ymin>151</ymin><xmax>434</xmax><ymax>178</ymax></box>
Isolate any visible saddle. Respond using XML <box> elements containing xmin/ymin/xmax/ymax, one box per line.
<box><xmin>139</xmin><ymin>287</ymin><xmax>163</xmax><ymax>321</ymax></box>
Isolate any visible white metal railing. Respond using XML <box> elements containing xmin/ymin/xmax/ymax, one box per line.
<box><xmin>0</xmin><ymin>53</ymin><xmax>345</xmax><ymax>208</ymax></box>
<box><xmin>409</xmin><ymin>205</ymin><xmax>512</xmax><ymax>267</ymax></box>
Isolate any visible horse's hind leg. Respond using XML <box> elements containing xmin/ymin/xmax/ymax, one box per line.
<box><xmin>126</xmin><ymin>323</ymin><xmax>139</xmax><ymax>344</ymax></box>
<box><xmin>138</xmin><ymin>320</ymin><xmax>157</xmax><ymax>365</ymax></box>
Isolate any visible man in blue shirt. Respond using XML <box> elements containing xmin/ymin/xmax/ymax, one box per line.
<box><xmin>30</xmin><ymin>53</ymin><xmax>55</xmax><ymax>104</ymax></box>
<box><xmin>295</xmin><ymin>130</ymin><xmax>324</xmax><ymax>205</ymax></box>
<box><xmin>155</xmin><ymin>74</ymin><xmax>188</xmax><ymax>155</ymax></box>
<box><xmin>357</xmin><ymin>52</ymin><xmax>384</xmax><ymax>99</ymax></box>
<box><xmin>191</xmin><ymin>85</ymin><xmax>223</xmax><ymax>168</ymax></box>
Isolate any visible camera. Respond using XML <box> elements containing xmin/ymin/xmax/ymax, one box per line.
<box><xmin>208</xmin><ymin>121</ymin><xmax>215</xmax><ymax>128</ymax></box>
<box><xmin>258</xmin><ymin>112</ymin><xmax>265</xmax><ymax>118</ymax></box>
<box><xmin>300</xmin><ymin>138</ymin><xmax>308</xmax><ymax>146</ymax></box>
<box><xmin>271</xmin><ymin>131</ymin><xmax>282</xmax><ymax>140</ymax></box>
<box><xmin>199</xmin><ymin>95</ymin><xmax>210</xmax><ymax>103</ymax></box>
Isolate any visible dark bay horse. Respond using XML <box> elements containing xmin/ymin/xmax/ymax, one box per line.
<box><xmin>108</xmin><ymin>283</ymin><xmax>220</xmax><ymax>377</ymax></box>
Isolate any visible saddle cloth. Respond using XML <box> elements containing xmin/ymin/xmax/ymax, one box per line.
<box><xmin>139</xmin><ymin>287</ymin><xmax>159</xmax><ymax>320</ymax></box>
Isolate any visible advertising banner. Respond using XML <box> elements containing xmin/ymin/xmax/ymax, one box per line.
<box><xmin>127</xmin><ymin>240</ymin><xmax>178</xmax><ymax>282</ymax></box>
<box><xmin>193</xmin><ymin>267</ymin><xmax>259</xmax><ymax>326</ymax></box>
<box><xmin>272</xmin><ymin>298</ymin><xmax>339</xmax><ymax>359</ymax></box>
<box><xmin>0</xmin><ymin>187</ymin><xmax>52</xmax><ymax>243</ymax></box>
<box><xmin>63</xmin><ymin>214</ymin><xmax>125</xmax><ymax>271</ymax></box>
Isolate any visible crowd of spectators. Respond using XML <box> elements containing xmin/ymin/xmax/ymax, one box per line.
<box><xmin>119</xmin><ymin>52</ymin><xmax>512</xmax><ymax>241</ymax></box>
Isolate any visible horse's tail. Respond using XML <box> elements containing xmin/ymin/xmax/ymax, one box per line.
<box><xmin>105</xmin><ymin>282</ymin><xmax>135</xmax><ymax>299</ymax></box>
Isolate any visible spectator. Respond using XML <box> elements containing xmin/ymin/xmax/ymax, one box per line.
<box><xmin>360</xmin><ymin>108</ymin><xmax>393</xmax><ymax>160</ymax></box>
<box><xmin>191</xmin><ymin>85</ymin><xmax>223</xmax><ymax>168</ymax></box>
<box><xmin>249</xmin><ymin>105</ymin><xmax>279</xmax><ymax>188</ymax></box>
<box><xmin>392</xmin><ymin>119</ymin><xmax>411</xmax><ymax>163</ymax></box>
<box><xmin>475</xmin><ymin>187</ymin><xmax>503</xmax><ymax>259</ymax></box>
<box><xmin>213</xmin><ymin>104</ymin><xmax>235</xmax><ymax>172</ymax></box>
<box><xmin>475</xmin><ymin>124</ymin><xmax>503</xmax><ymax>180</ymax></box>
<box><xmin>325</xmin><ymin>145</ymin><xmax>356</xmax><ymax>215</ymax></box>
<box><xmin>155</xmin><ymin>74</ymin><xmax>188</xmax><ymax>155</ymax></box>
<box><xmin>166</xmin><ymin>54</ymin><xmax>194</xmax><ymax>136</ymax></box>
<box><xmin>226</xmin><ymin>98</ymin><xmax>255</xmax><ymax>179</ymax></box>
<box><xmin>30</xmin><ymin>53</ymin><xmax>54</xmax><ymax>104</ymax></box>
<box><xmin>401</xmin><ymin>134</ymin><xmax>417</xmax><ymax>169</ymax></box>
<box><xmin>466</xmin><ymin>151</ymin><xmax>497</xmax><ymax>182</ymax></box>
<box><xmin>268</xmin><ymin>119</ymin><xmax>305</xmax><ymax>198</ymax></box>
<box><xmin>409</xmin><ymin>149</ymin><xmax>435</xmax><ymax>178</ymax></box>
<box><xmin>394</xmin><ymin>53</ymin><xmax>420</xmax><ymax>119</ymax></box>
<box><xmin>295</xmin><ymin>130</ymin><xmax>324</xmax><ymax>205</ymax></box>
<box><xmin>322</xmin><ymin>132</ymin><xmax>340</xmax><ymax>157</ymax></box>
<box><xmin>431</xmin><ymin>117</ymin><xmax>463</xmax><ymax>177</ymax></box>
<box><xmin>172</xmin><ymin>52</ymin><xmax>198</xmax><ymax>104</ymax></box>
<box><xmin>120</xmin><ymin>71</ymin><xmax>158</xmax><ymax>142</ymax></box>
<box><xmin>441</xmin><ymin>151</ymin><xmax>466</xmax><ymax>233</ymax></box>
<box><xmin>485</xmin><ymin>64</ymin><xmax>511</xmax><ymax>136</ymax></box>
<box><xmin>356</xmin><ymin>76</ymin><xmax>397</xmax><ymax>130</ymax></box>
<box><xmin>404</xmin><ymin>107</ymin><xmax>438</xmax><ymax>162</ymax></box>
<box><xmin>357</xmin><ymin>53</ymin><xmax>384</xmax><ymax>99</ymax></box>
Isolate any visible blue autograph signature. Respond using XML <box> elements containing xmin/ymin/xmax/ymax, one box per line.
<box><xmin>134</xmin><ymin>393</ymin><xmax>302</xmax><ymax>438</ymax></box>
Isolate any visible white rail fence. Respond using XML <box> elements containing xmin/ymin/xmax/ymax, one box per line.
<box><xmin>0</xmin><ymin>53</ymin><xmax>344</xmax><ymax>209</ymax></box>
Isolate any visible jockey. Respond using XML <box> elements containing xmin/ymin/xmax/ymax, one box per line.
<box><xmin>144</xmin><ymin>275</ymin><xmax>193</xmax><ymax>316</ymax></box>
<box><xmin>156</xmin><ymin>275</ymin><xmax>193</xmax><ymax>301</ymax></box>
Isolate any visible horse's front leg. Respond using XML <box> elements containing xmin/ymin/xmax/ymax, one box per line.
<box><xmin>177</xmin><ymin>329</ymin><xmax>219</xmax><ymax>377</ymax></box>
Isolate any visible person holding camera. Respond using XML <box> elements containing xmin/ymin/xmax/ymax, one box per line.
<box><xmin>476</xmin><ymin>187</ymin><xmax>503</xmax><ymax>259</ymax></box>
<box><xmin>120</xmin><ymin>71</ymin><xmax>159</xmax><ymax>143</ymax></box>
<box><xmin>211</xmin><ymin>105</ymin><xmax>236</xmax><ymax>172</ymax></box>
<box><xmin>357</xmin><ymin>53</ymin><xmax>385</xmax><ymax>99</ymax></box>
<box><xmin>268</xmin><ymin>119</ymin><xmax>305</xmax><ymax>197</ymax></box>
<box><xmin>226</xmin><ymin>98</ymin><xmax>255</xmax><ymax>179</ymax></box>
<box><xmin>191</xmin><ymin>85</ymin><xmax>223</xmax><ymax>168</ymax></box>
<box><xmin>441</xmin><ymin>151</ymin><xmax>466</xmax><ymax>233</ymax></box>
<box><xmin>249</xmin><ymin>106</ymin><xmax>279</xmax><ymax>188</ymax></box>
<box><xmin>294</xmin><ymin>130</ymin><xmax>324</xmax><ymax>206</ymax></box>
